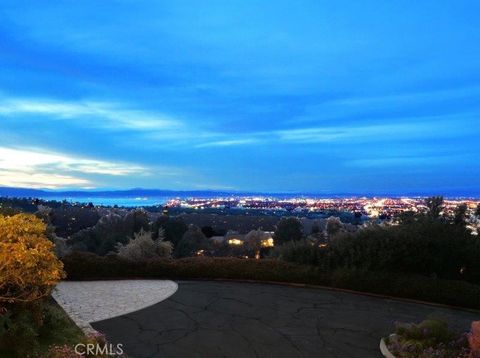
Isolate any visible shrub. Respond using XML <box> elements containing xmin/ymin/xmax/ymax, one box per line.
<box><xmin>115</xmin><ymin>229</ymin><xmax>172</xmax><ymax>261</ymax></box>
<box><xmin>329</xmin><ymin>219</ymin><xmax>480</xmax><ymax>283</ymax></box>
<box><xmin>272</xmin><ymin>240</ymin><xmax>328</xmax><ymax>268</ymax></box>
<box><xmin>61</xmin><ymin>252</ymin><xmax>480</xmax><ymax>309</ymax></box>
<box><xmin>330</xmin><ymin>269</ymin><xmax>480</xmax><ymax>308</ymax></box>
<box><xmin>468</xmin><ymin>321</ymin><xmax>480</xmax><ymax>357</ymax></box>
<box><xmin>273</xmin><ymin>217</ymin><xmax>303</xmax><ymax>245</ymax></box>
<box><xmin>0</xmin><ymin>214</ymin><xmax>64</xmax><ymax>303</ymax></box>
<box><xmin>70</xmin><ymin>209</ymin><xmax>152</xmax><ymax>256</ymax></box>
<box><xmin>325</xmin><ymin>216</ymin><xmax>344</xmax><ymax>238</ymax></box>
<box><xmin>0</xmin><ymin>299</ymin><xmax>84</xmax><ymax>357</ymax></box>
<box><xmin>151</xmin><ymin>216</ymin><xmax>188</xmax><ymax>245</ymax></box>
<box><xmin>386</xmin><ymin>319</ymin><xmax>471</xmax><ymax>358</ymax></box>
<box><xmin>175</xmin><ymin>225</ymin><xmax>209</xmax><ymax>258</ymax></box>
<box><xmin>50</xmin><ymin>205</ymin><xmax>100</xmax><ymax>237</ymax></box>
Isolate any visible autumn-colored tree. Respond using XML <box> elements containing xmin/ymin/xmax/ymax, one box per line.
<box><xmin>0</xmin><ymin>214</ymin><xmax>65</xmax><ymax>303</ymax></box>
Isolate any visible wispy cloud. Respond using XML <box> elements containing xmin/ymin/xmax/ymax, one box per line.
<box><xmin>347</xmin><ymin>154</ymin><xmax>466</xmax><ymax>168</ymax></box>
<box><xmin>0</xmin><ymin>146</ymin><xmax>147</xmax><ymax>188</ymax></box>
<box><xmin>0</xmin><ymin>171</ymin><xmax>91</xmax><ymax>189</ymax></box>
<box><xmin>0</xmin><ymin>98</ymin><xmax>181</xmax><ymax>131</ymax></box>
<box><xmin>275</xmin><ymin>118</ymin><xmax>469</xmax><ymax>143</ymax></box>
<box><xmin>195</xmin><ymin>138</ymin><xmax>257</xmax><ymax>148</ymax></box>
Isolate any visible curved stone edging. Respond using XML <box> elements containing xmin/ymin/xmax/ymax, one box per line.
<box><xmin>380</xmin><ymin>335</ymin><xmax>396</xmax><ymax>358</ymax></box>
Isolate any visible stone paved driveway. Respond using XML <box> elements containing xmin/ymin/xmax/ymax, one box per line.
<box><xmin>92</xmin><ymin>281</ymin><xmax>479</xmax><ymax>358</ymax></box>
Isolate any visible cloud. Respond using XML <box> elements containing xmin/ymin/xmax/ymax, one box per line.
<box><xmin>0</xmin><ymin>146</ymin><xmax>147</xmax><ymax>188</ymax></box>
<box><xmin>0</xmin><ymin>98</ymin><xmax>181</xmax><ymax>131</ymax></box>
<box><xmin>195</xmin><ymin>138</ymin><xmax>257</xmax><ymax>148</ymax></box>
<box><xmin>346</xmin><ymin>154</ymin><xmax>464</xmax><ymax>168</ymax></box>
<box><xmin>0</xmin><ymin>171</ymin><xmax>91</xmax><ymax>189</ymax></box>
<box><xmin>274</xmin><ymin>118</ymin><xmax>469</xmax><ymax>143</ymax></box>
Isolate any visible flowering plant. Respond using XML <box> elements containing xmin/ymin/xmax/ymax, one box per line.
<box><xmin>385</xmin><ymin>319</ymin><xmax>480</xmax><ymax>358</ymax></box>
<box><xmin>468</xmin><ymin>321</ymin><xmax>480</xmax><ymax>358</ymax></box>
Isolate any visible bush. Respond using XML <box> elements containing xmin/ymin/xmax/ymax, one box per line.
<box><xmin>151</xmin><ymin>216</ymin><xmax>188</xmax><ymax>246</ymax></box>
<box><xmin>273</xmin><ymin>217</ymin><xmax>303</xmax><ymax>245</ymax></box>
<box><xmin>0</xmin><ymin>300</ymin><xmax>84</xmax><ymax>358</ymax></box>
<box><xmin>175</xmin><ymin>225</ymin><xmax>209</xmax><ymax>258</ymax></box>
<box><xmin>272</xmin><ymin>240</ymin><xmax>328</xmax><ymax>268</ymax></box>
<box><xmin>330</xmin><ymin>269</ymin><xmax>480</xmax><ymax>308</ymax></box>
<box><xmin>50</xmin><ymin>205</ymin><xmax>100</xmax><ymax>238</ymax></box>
<box><xmin>0</xmin><ymin>214</ymin><xmax>64</xmax><ymax>303</ymax></box>
<box><xmin>61</xmin><ymin>252</ymin><xmax>480</xmax><ymax>309</ymax></box>
<box><xmin>328</xmin><ymin>219</ymin><xmax>480</xmax><ymax>283</ymax></box>
<box><xmin>116</xmin><ymin>229</ymin><xmax>173</xmax><ymax>261</ymax></box>
<box><xmin>70</xmin><ymin>209</ymin><xmax>151</xmax><ymax>256</ymax></box>
<box><xmin>385</xmin><ymin>319</ymin><xmax>471</xmax><ymax>358</ymax></box>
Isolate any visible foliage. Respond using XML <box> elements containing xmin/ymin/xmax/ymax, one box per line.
<box><xmin>175</xmin><ymin>225</ymin><xmax>209</xmax><ymax>258</ymax></box>
<box><xmin>0</xmin><ymin>205</ymin><xmax>22</xmax><ymax>216</ymax></box>
<box><xmin>0</xmin><ymin>214</ymin><xmax>65</xmax><ymax>303</ymax></box>
<box><xmin>245</xmin><ymin>229</ymin><xmax>271</xmax><ymax>257</ymax></box>
<box><xmin>273</xmin><ymin>217</ymin><xmax>303</xmax><ymax>245</ymax></box>
<box><xmin>328</xmin><ymin>216</ymin><xmax>480</xmax><ymax>283</ymax></box>
<box><xmin>0</xmin><ymin>300</ymin><xmax>84</xmax><ymax>358</ymax></box>
<box><xmin>386</xmin><ymin>319</ymin><xmax>471</xmax><ymax>358</ymax></box>
<box><xmin>325</xmin><ymin>216</ymin><xmax>344</xmax><ymax>238</ymax></box>
<box><xmin>151</xmin><ymin>216</ymin><xmax>188</xmax><ymax>246</ymax></box>
<box><xmin>53</xmin><ymin>236</ymin><xmax>72</xmax><ymax>258</ymax></box>
<box><xmin>272</xmin><ymin>239</ymin><xmax>328</xmax><ymax>268</ymax></box>
<box><xmin>201</xmin><ymin>225</ymin><xmax>216</xmax><ymax>238</ymax></box>
<box><xmin>424</xmin><ymin>196</ymin><xmax>444</xmax><ymax>219</ymax></box>
<box><xmin>116</xmin><ymin>228</ymin><xmax>172</xmax><ymax>261</ymax></box>
<box><xmin>454</xmin><ymin>203</ymin><xmax>468</xmax><ymax>226</ymax></box>
<box><xmin>61</xmin><ymin>252</ymin><xmax>480</xmax><ymax>309</ymax></box>
<box><xmin>50</xmin><ymin>205</ymin><xmax>100</xmax><ymax>237</ymax></box>
<box><xmin>70</xmin><ymin>209</ymin><xmax>151</xmax><ymax>255</ymax></box>
<box><xmin>123</xmin><ymin>208</ymin><xmax>150</xmax><ymax>234</ymax></box>
<box><xmin>468</xmin><ymin>321</ymin><xmax>480</xmax><ymax>357</ymax></box>
<box><xmin>0</xmin><ymin>197</ymin><xmax>39</xmax><ymax>214</ymax></box>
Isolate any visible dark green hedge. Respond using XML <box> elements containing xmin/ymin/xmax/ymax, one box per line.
<box><xmin>62</xmin><ymin>252</ymin><xmax>480</xmax><ymax>310</ymax></box>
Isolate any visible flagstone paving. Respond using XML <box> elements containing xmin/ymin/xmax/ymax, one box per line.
<box><xmin>52</xmin><ymin>280</ymin><xmax>178</xmax><ymax>334</ymax></box>
<box><xmin>92</xmin><ymin>281</ymin><xmax>479</xmax><ymax>358</ymax></box>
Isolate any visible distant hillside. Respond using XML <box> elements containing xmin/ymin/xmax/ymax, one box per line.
<box><xmin>0</xmin><ymin>186</ymin><xmax>478</xmax><ymax>199</ymax></box>
<box><xmin>0</xmin><ymin>187</ymin><xmax>246</xmax><ymax>199</ymax></box>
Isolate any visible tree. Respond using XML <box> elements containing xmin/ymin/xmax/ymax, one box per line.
<box><xmin>424</xmin><ymin>196</ymin><xmax>444</xmax><ymax>220</ymax></box>
<box><xmin>152</xmin><ymin>216</ymin><xmax>188</xmax><ymax>246</ymax></box>
<box><xmin>123</xmin><ymin>209</ymin><xmax>150</xmax><ymax>234</ymax></box>
<box><xmin>116</xmin><ymin>228</ymin><xmax>172</xmax><ymax>261</ymax></box>
<box><xmin>69</xmin><ymin>211</ymin><xmax>149</xmax><ymax>255</ymax></box>
<box><xmin>273</xmin><ymin>217</ymin><xmax>303</xmax><ymax>245</ymax></box>
<box><xmin>396</xmin><ymin>210</ymin><xmax>417</xmax><ymax>225</ymax></box>
<box><xmin>175</xmin><ymin>225</ymin><xmax>208</xmax><ymax>258</ymax></box>
<box><xmin>245</xmin><ymin>229</ymin><xmax>270</xmax><ymax>259</ymax></box>
<box><xmin>201</xmin><ymin>226</ymin><xmax>215</xmax><ymax>238</ymax></box>
<box><xmin>326</xmin><ymin>216</ymin><xmax>344</xmax><ymax>239</ymax></box>
<box><xmin>310</xmin><ymin>222</ymin><xmax>321</xmax><ymax>235</ymax></box>
<box><xmin>475</xmin><ymin>204</ymin><xmax>480</xmax><ymax>218</ymax></box>
<box><xmin>453</xmin><ymin>203</ymin><xmax>468</xmax><ymax>226</ymax></box>
<box><xmin>50</xmin><ymin>205</ymin><xmax>100</xmax><ymax>237</ymax></box>
<box><xmin>0</xmin><ymin>214</ymin><xmax>65</xmax><ymax>303</ymax></box>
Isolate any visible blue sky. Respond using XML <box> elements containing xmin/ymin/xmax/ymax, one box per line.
<box><xmin>0</xmin><ymin>1</ymin><xmax>479</xmax><ymax>194</ymax></box>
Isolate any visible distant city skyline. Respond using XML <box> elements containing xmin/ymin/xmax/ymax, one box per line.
<box><xmin>1</xmin><ymin>1</ymin><xmax>479</xmax><ymax>193</ymax></box>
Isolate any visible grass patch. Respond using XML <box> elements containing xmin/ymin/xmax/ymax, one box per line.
<box><xmin>0</xmin><ymin>298</ymin><xmax>85</xmax><ymax>358</ymax></box>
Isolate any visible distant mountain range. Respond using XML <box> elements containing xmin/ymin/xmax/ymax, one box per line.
<box><xmin>0</xmin><ymin>186</ymin><xmax>479</xmax><ymax>199</ymax></box>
